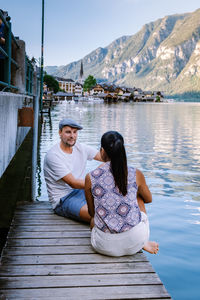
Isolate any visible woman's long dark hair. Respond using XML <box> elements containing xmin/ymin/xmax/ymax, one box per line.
<box><xmin>101</xmin><ymin>131</ymin><xmax>128</xmax><ymax>196</ymax></box>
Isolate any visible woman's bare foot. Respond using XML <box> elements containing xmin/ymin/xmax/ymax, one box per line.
<box><xmin>143</xmin><ymin>241</ymin><xmax>159</xmax><ymax>254</ymax></box>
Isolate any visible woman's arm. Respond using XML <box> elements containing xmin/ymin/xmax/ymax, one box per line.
<box><xmin>136</xmin><ymin>169</ymin><xmax>152</xmax><ymax>203</ymax></box>
<box><xmin>84</xmin><ymin>173</ymin><xmax>95</xmax><ymax>217</ymax></box>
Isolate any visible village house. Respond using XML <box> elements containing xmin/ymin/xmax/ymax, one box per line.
<box><xmin>121</xmin><ymin>92</ymin><xmax>132</xmax><ymax>102</ymax></box>
<box><xmin>54</xmin><ymin>77</ymin><xmax>76</xmax><ymax>94</ymax></box>
<box><xmin>114</xmin><ymin>87</ymin><xmax>124</xmax><ymax>96</ymax></box>
<box><xmin>143</xmin><ymin>91</ymin><xmax>153</xmax><ymax>97</ymax></box>
<box><xmin>90</xmin><ymin>84</ymin><xmax>105</xmax><ymax>95</ymax></box>
<box><xmin>133</xmin><ymin>88</ymin><xmax>143</xmax><ymax>95</ymax></box>
<box><xmin>53</xmin><ymin>76</ymin><xmax>83</xmax><ymax>98</ymax></box>
<box><xmin>104</xmin><ymin>92</ymin><xmax>118</xmax><ymax>103</ymax></box>
<box><xmin>102</xmin><ymin>83</ymin><xmax>116</xmax><ymax>94</ymax></box>
<box><xmin>74</xmin><ymin>82</ymin><xmax>83</xmax><ymax>96</ymax></box>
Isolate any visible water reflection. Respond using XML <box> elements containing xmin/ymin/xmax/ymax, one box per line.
<box><xmin>36</xmin><ymin>101</ymin><xmax>200</xmax><ymax>300</ymax></box>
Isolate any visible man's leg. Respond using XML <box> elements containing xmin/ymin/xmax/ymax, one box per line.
<box><xmin>56</xmin><ymin>190</ymin><xmax>91</xmax><ymax>223</ymax></box>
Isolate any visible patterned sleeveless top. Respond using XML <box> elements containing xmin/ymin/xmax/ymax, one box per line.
<box><xmin>89</xmin><ymin>162</ymin><xmax>141</xmax><ymax>233</ymax></box>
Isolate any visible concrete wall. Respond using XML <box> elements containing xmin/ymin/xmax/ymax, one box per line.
<box><xmin>0</xmin><ymin>92</ymin><xmax>33</xmax><ymax>177</ymax></box>
<box><xmin>12</xmin><ymin>40</ymin><xmax>26</xmax><ymax>94</ymax></box>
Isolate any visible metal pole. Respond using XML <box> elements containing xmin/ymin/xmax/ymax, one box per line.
<box><xmin>32</xmin><ymin>92</ymin><xmax>39</xmax><ymax>201</ymax></box>
<box><xmin>40</xmin><ymin>0</ymin><xmax>44</xmax><ymax>111</ymax></box>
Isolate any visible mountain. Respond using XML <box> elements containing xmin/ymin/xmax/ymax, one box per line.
<box><xmin>45</xmin><ymin>9</ymin><xmax>200</xmax><ymax>95</ymax></box>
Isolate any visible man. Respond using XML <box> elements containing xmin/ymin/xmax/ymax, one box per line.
<box><xmin>44</xmin><ymin>118</ymin><xmax>102</xmax><ymax>222</ymax></box>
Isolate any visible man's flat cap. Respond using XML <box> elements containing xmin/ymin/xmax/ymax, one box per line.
<box><xmin>59</xmin><ymin>118</ymin><xmax>83</xmax><ymax>130</ymax></box>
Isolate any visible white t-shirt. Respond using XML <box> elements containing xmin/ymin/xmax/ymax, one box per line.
<box><xmin>43</xmin><ymin>142</ymin><xmax>98</xmax><ymax>209</ymax></box>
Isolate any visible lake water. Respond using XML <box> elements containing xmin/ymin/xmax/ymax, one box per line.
<box><xmin>36</xmin><ymin>101</ymin><xmax>200</xmax><ymax>300</ymax></box>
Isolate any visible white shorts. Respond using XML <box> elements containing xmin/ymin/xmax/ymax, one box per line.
<box><xmin>91</xmin><ymin>212</ymin><xmax>149</xmax><ymax>257</ymax></box>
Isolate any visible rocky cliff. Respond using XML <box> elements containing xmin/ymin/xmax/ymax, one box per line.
<box><xmin>45</xmin><ymin>9</ymin><xmax>200</xmax><ymax>95</ymax></box>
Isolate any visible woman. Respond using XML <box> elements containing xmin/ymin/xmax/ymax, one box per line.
<box><xmin>85</xmin><ymin>131</ymin><xmax>159</xmax><ymax>257</ymax></box>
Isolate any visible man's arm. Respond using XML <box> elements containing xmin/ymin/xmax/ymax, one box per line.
<box><xmin>46</xmin><ymin>151</ymin><xmax>85</xmax><ymax>189</ymax></box>
<box><xmin>62</xmin><ymin>173</ymin><xmax>85</xmax><ymax>189</ymax></box>
<box><xmin>84</xmin><ymin>173</ymin><xmax>94</xmax><ymax>217</ymax></box>
<box><xmin>93</xmin><ymin>151</ymin><xmax>103</xmax><ymax>161</ymax></box>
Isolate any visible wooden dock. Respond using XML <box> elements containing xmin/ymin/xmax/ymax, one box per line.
<box><xmin>0</xmin><ymin>201</ymin><xmax>171</xmax><ymax>299</ymax></box>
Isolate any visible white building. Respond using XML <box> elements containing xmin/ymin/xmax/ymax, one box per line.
<box><xmin>75</xmin><ymin>82</ymin><xmax>83</xmax><ymax>96</ymax></box>
<box><xmin>54</xmin><ymin>77</ymin><xmax>75</xmax><ymax>94</ymax></box>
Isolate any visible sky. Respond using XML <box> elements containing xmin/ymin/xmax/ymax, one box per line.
<box><xmin>1</xmin><ymin>0</ymin><xmax>200</xmax><ymax>67</ymax></box>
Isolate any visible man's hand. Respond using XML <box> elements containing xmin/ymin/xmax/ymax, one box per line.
<box><xmin>62</xmin><ymin>173</ymin><xmax>85</xmax><ymax>189</ymax></box>
<box><xmin>94</xmin><ymin>151</ymin><xmax>103</xmax><ymax>161</ymax></box>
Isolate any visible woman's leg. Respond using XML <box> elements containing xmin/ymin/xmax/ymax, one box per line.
<box><xmin>137</xmin><ymin>195</ymin><xmax>159</xmax><ymax>254</ymax></box>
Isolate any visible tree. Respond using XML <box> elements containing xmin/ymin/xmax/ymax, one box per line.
<box><xmin>155</xmin><ymin>95</ymin><xmax>161</xmax><ymax>102</ymax></box>
<box><xmin>43</xmin><ymin>74</ymin><xmax>59</xmax><ymax>93</ymax></box>
<box><xmin>83</xmin><ymin>75</ymin><xmax>96</xmax><ymax>92</ymax></box>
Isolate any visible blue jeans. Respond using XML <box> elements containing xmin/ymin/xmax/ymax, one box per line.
<box><xmin>54</xmin><ymin>189</ymin><xmax>86</xmax><ymax>221</ymax></box>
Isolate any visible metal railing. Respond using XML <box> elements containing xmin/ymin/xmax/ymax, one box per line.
<box><xmin>0</xmin><ymin>10</ymin><xmax>34</xmax><ymax>94</ymax></box>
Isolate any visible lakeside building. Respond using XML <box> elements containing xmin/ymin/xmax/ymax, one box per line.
<box><xmin>90</xmin><ymin>84</ymin><xmax>105</xmax><ymax>95</ymax></box>
<box><xmin>74</xmin><ymin>82</ymin><xmax>83</xmax><ymax>96</ymax></box>
<box><xmin>54</xmin><ymin>76</ymin><xmax>83</xmax><ymax>97</ymax></box>
<box><xmin>54</xmin><ymin>77</ymin><xmax>75</xmax><ymax>94</ymax></box>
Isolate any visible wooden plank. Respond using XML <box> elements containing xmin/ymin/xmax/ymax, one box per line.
<box><xmin>15</xmin><ymin>207</ymin><xmax>52</xmax><ymax>211</ymax></box>
<box><xmin>1</xmin><ymin>252</ymin><xmax>148</xmax><ymax>265</ymax></box>
<box><xmin>3</xmin><ymin>245</ymin><xmax>95</xmax><ymax>255</ymax></box>
<box><xmin>6</xmin><ymin>237</ymin><xmax>91</xmax><ymax>247</ymax></box>
<box><xmin>14</xmin><ymin>212</ymin><xmax>57</xmax><ymax>215</ymax></box>
<box><xmin>12</xmin><ymin>216</ymin><xmax>81</xmax><ymax>225</ymax></box>
<box><xmin>15</xmin><ymin>202</ymin><xmax>50</xmax><ymax>211</ymax></box>
<box><xmin>0</xmin><ymin>262</ymin><xmax>155</xmax><ymax>276</ymax></box>
<box><xmin>16</xmin><ymin>204</ymin><xmax>50</xmax><ymax>207</ymax></box>
<box><xmin>0</xmin><ymin>285</ymin><xmax>171</xmax><ymax>299</ymax></box>
<box><xmin>11</xmin><ymin>220</ymin><xmax>79</xmax><ymax>225</ymax></box>
<box><xmin>10</xmin><ymin>224</ymin><xmax>89</xmax><ymax>232</ymax></box>
<box><xmin>0</xmin><ymin>273</ymin><xmax>162</xmax><ymax>289</ymax></box>
<box><xmin>16</xmin><ymin>201</ymin><xmax>49</xmax><ymax>207</ymax></box>
<box><xmin>15</xmin><ymin>209</ymin><xmax>52</xmax><ymax>214</ymax></box>
<box><xmin>8</xmin><ymin>230</ymin><xmax>90</xmax><ymax>238</ymax></box>
<box><xmin>13</xmin><ymin>214</ymin><xmax>77</xmax><ymax>220</ymax></box>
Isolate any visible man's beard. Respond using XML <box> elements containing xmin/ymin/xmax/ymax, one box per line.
<box><xmin>64</xmin><ymin>139</ymin><xmax>76</xmax><ymax>147</ymax></box>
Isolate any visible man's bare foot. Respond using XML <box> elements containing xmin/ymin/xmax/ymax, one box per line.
<box><xmin>143</xmin><ymin>241</ymin><xmax>159</xmax><ymax>254</ymax></box>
